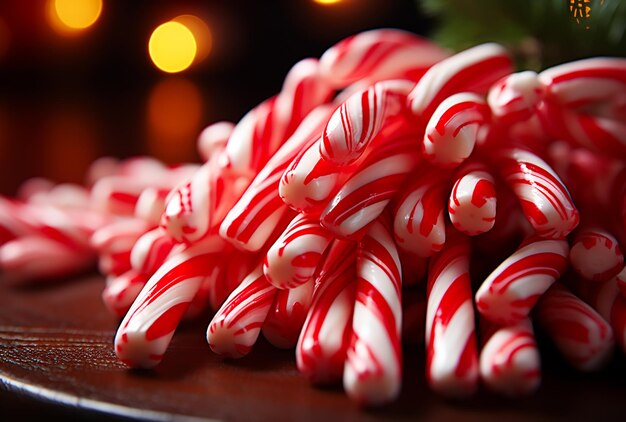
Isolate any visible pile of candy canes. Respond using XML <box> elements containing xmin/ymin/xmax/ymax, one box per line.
<box><xmin>2</xmin><ymin>29</ymin><xmax>626</xmax><ymax>406</ymax></box>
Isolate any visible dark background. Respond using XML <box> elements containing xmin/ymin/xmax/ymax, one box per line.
<box><xmin>0</xmin><ymin>0</ymin><xmax>432</xmax><ymax>195</ymax></box>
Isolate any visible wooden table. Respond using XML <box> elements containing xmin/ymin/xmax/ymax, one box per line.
<box><xmin>1</xmin><ymin>274</ymin><xmax>625</xmax><ymax>421</ymax></box>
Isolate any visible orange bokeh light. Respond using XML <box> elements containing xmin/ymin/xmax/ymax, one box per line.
<box><xmin>313</xmin><ymin>0</ymin><xmax>343</xmax><ymax>5</ymax></box>
<box><xmin>146</xmin><ymin>77</ymin><xmax>204</xmax><ymax>163</ymax></box>
<box><xmin>46</xmin><ymin>0</ymin><xmax>103</xmax><ymax>35</ymax></box>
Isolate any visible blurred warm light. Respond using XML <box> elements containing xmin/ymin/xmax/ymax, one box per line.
<box><xmin>147</xmin><ymin>77</ymin><xmax>203</xmax><ymax>163</ymax></box>
<box><xmin>149</xmin><ymin>21</ymin><xmax>197</xmax><ymax>73</ymax></box>
<box><xmin>313</xmin><ymin>0</ymin><xmax>343</xmax><ymax>4</ymax></box>
<box><xmin>0</xmin><ymin>17</ymin><xmax>9</xmax><ymax>59</ymax></box>
<box><xmin>47</xmin><ymin>0</ymin><xmax>103</xmax><ymax>34</ymax></box>
<box><xmin>172</xmin><ymin>15</ymin><xmax>212</xmax><ymax>64</ymax></box>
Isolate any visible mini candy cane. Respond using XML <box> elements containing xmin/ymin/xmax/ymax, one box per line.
<box><xmin>220</xmin><ymin>105</ymin><xmax>333</xmax><ymax>252</ymax></box>
<box><xmin>494</xmin><ymin>147</ymin><xmax>579</xmax><ymax>239</ymax></box>
<box><xmin>0</xmin><ymin>236</ymin><xmax>95</xmax><ymax>284</ymax></box>
<box><xmin>264</xmin><ymin>212</ymin><xmax>333</xmax><ymax>289</ymax></box>
<box><xmin>487</xmin><ymin>71</ymin><xmax>543</xmax><ymax>124</ymax></box>
<box><xmin>134</xmin><ymin>187</ymin><xmax>170</xmax><ymax>226</ymax></box>
<box><xmin>207</xmin><ymin>263</ymin><xmax>276</xmax><ymax>358</ymax></box>
<box><xmin>319</xmin><ymin>28</ymin><xmax>448</xmax><ymax>88</ymax></box>
<box><xmin>479</xmin><ymin>319</ymin><xmax>541</xmax><ymax>397</ymax></box>
<box><xmin>422</xmin><ymin>92</ymin><xmax>489</xmax><ymax>168</ymax></box>
<box><xmin>91</xmin><ymin>218</ymin><xmax>152</xmax><ymax>276</ymax></box>
<box><xmin>209</xmin><ymin>249</ymin><xmax>255</xmax><ymax>311</ymax></box>
<box><xmin>321</xmin><ymin>121</ymin><xmax>421</xmax><ymax>239</ymax></box>
<box><xmin>185</xmin><ymin>263</ymin><xmax>224</xmax><ymax>320</ymax></box>
<box><xmin>130</xmin><ymin>228</ymin><xmax>175</xmax><ymax>276</ymax></box>
<box><xmin>225</xmin><ymin>58</ymin><xmax>332</xmax><ymax>175</ymax></box>
<box><xmin>573</xmin><ymin>274</ymin><xmax>626</xmax><ymax>354</ymax></box>
<box><xmin>393</xmin><ymin>167</ymin><xmax>450</xmax><ymax>257</ymax></box>
<box><xmin>92</xmin><ymin>174</ymin><xmax>167</xmax><ymax>216</ymax></box>
<box><xmin>114</xmin><ymin>236</ymin><xmax>226</xmax><ymax>368</ymax></box>
<box><xmin>426</xmin><ymin>233</ymin><xmax>479</xmax><ymax>398</ymax></box>
<box><xmin>538</xmin><ymin>100</ymin><xmax>626</xmax><ymax>158</ymax></box>
<box><xmin>448</xmin><ymin>165</ymin><xmax>497</xmax><ymax>236</ymax></box>
<box><xmin>344</xmin><ymin>218</ymin><xmax>403</xmax><ymax>405</ymax></box>
<box><xmin>296</xmin><ymin>240</ymin><xmax>357</xmax><ymax>385</ymax></box>
<box><xmin>102</xmin><ymin>270</ymin><xmax>148</xmax><ymax>317</ymax></box>
<box><xmin>570</xmin><ymin>228</ymin><xmax>624</xmax><ymax>282</ymax></box>
<box><xmin>538</xmin><ymin>57</ymin><xmax>626</xmax><ymax>110</ymax></box>
<box><xmin>262</xmin><ymin>279</ymin><xmax>314</xmax><ymax>349</ymax></box>
<box><xmin>320</xmin><ymin>79</ymin><xmax>415</xmax><ymax>166</ymax></box>
<box><xmin>408</xmin><ymin>43</ymin><xmax>512</xmax><ymax>123</ymax></box>
<box><xmin>535</xmin><ymin>283</ymin><xmax>614</xmax><ymax>372</ymax></box>
<box><xmin>475</xmin><ymin>237</ymin><xmax>569</xmax><ymax>325</ymax></box>
<box><xmin>197</xmin><ymin>121</ymin><xmax>234</xmax><ymax>162</ymax></box>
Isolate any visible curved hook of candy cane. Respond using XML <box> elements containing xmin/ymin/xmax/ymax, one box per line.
<box><xmin>197</xmin><ymin>121</ymin><xmax>235</xmax><ymax>163</ymax></box>
<box><xmin>448</xmin><ymin>164</ymin><xmax>497</xmax><ymax>236</ymax></box>
<box><xmin>487</xmin><ymin>71</ymin><xmax>543</xmax><ymax>124</ymax></box>
<box><xmin>570</xmin><ymin>228</ymin><xmax>624</xmax><ymax>282</ymax></box>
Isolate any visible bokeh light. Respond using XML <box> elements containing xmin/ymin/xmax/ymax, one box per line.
<box><xmin>149</xmin><ymin>21</ymin><xmax>197</xmax><ymax>73</ymax></box>
<box><xmin>47</xmin><ymin>0</ymin><xmax>103</xmax><ymax>34</ymax></box>
<box><xmin>147</xmin><ymin>77</ymin><xmax>203</xmax><ymax>163</ymax></box>
<box><xmin>313</xmin><ymin>0</ymin><xmax>344</xmax><ymax>5</ymax></box>
<box><xmin>172</xmin><ymin>15</ymin><xmax>212</xmax><ymax>64</ymax></box>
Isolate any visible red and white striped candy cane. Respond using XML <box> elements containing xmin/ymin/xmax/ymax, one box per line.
<box><xmin>487</xmin><ymin>71</ymin><xmax>543</xmax><ymax>124</ymax></box>
<box><xmin>321</xmin><ymin>120</ymin><xmax>421</xmax><ymax>239</ymax></box>
<box><xmin>494</xmin><ymin>147</ymin><xmax>579</xmax><ymax>239</ymax></box>
<box><xmin>206</xmin><ymin>263</ymin><xmax>277</xmax><ymax>359</ymax></box>
<box><xmin>184</xmin><ymin>262</ymin><xmax>225</xmax><ymax>320</ymax></box>
<box><xmin>320</xmin><ymin>79</ymin><xmax>415</xmax><ymax>166</ymax></box>
<box><xmin>408</xmin><ymin>43</ymin><xmax>512</xmax><ymax>123</ymax></box>
<box><xmin>197</xmin><ymin>121</ymin><xmax>234</xmax><ymax>163</ymax></box>
<box><xmin>538</xmin><ymin>100</ymin><xmax>626</xmax><ymax>158</ymax></box>
<box><xmin>0</xmin><ymin>198</ymin><xmax>35</xmax><ymax>244</ymax></box>
<box><xmin>130</xmin><ymin>228</ymin><xmax>175</xmax><ymax>276</ymax></box>
<box><xmin>220</xmin><ymin>105</ymin><xmax>333</xmax><ymax>252</ymax></box>
<box><xmin>134</xmin><ymin>187</ymin><xmax>171</xmax><ymax>226</ymax></box>
<box><xmin>393</xmin><ymin>167</ymin><xmax>450</xmax><ymax>257</ymax></box>
<box><xmin>479</xmin><ymin>319</ymin><xmax>541</xmax><ymax>397</ymax></box>
<box><xmin>344</xmin><ymin>217</ymin><xmax>403</xmax><ymax>405</ymax></box>
<box><xmin>102</xmin><ymin>270</ymin><xmax>149</xmax><ymax>317</ymax></box>
<box><xmin>262</xmin><ymin>279</ymin><xmax>315</xmax><ymax>349</ymax></box>
<box><xmin>539</xmin><ymin>57</ymin><xmax>626</xmax><ymax>111</ymax></box>
<box><xmin>114</xmin><ymin>236</ymin><xmax>226</xmax><ymax>368</ymax></box>
<box><xmin>296</xmin><ymin>240</ymin><xmax>357</xmax><ymax>385</ymax></box>
<box><xmin>209</xmin><ymin>249</ymin><xmax>255</xmax><ymax>311</ymax></box>
<box><xmin>0</xmin><ymin>236</ymin><xmax>95</xmax><ymax>284</ymax></box>
<box><xmin>263</xmin><ymin>212</ymin><xmax>333</xmax><ymax>289</ymax></box>
<box><xmin>225</xmin><ymin>58</ymin><xmax>332</xmax><ymax>175</ymax></box>
<box><xmin>426</xmin><ymin>233</ymin><xmax>479</xmax><ymax>398</ymax></box>
<box><xmin>91</xmin><ymin>218</ymin><xmax>152</xmax><ymax>276</ymax></box>
<box><xmin>448</xmin><ymin>165</ymin><xmax>497</xmax><ymax>236</ymax></box>
<box><xmin>535</xmin><ymin>282</ymin><xmax>614</xmax><ymax>371</ymax></box>
<box><xmin>422</xmin><ymin>92</ymin><xmax>489</xmax><ymax>168</ymax></box>
<box><xmin>573</xmin><ymin>274</ymin><xmax>626</xmax><ymax>354</ymax></box>
<box><xmin>475</xmin><ymin>237</ymin><xmax>569</xmax><ymax>325</ymax></box>
<box><xmin>570</xmin><ymin>228</ymin><xmax>624</xmax><ymax>282</ymax></box>
<box><xmin>319</xmin><ymin>28</ymin><xmax>448</xmax><ymax>88</ymax></box>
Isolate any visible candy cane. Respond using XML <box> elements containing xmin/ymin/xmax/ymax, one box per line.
<box><xmin>134</xmin><ymin>187</ymin><xmax>170</xmax><ymax>226</ymax></box>
<box><xmin>448</xmin><ymin>165</ymin><xmax>497</xmax><ymax>236</ymax></box>
<box><xmin>263</xmin><ymin>212</ymin><xmax>333</xmax><ymax>289</ymax></box>
<box><xmin>0</xmin><ymin>198</ymin><xmax>36</xmax><ymax>244</ymax></box>
<box><xmin>344</xmin><ymin>218</ymin><xmax>403</xmax><ymax>405</ymax></box>
<box><xmin>114</xmin><ymin>236</ymin><xmax>225</xmax><ymax>368</ymax></box>
<box><xmin>207</xmin><ymin>263</ymin><xmax>276</xmax><ymax>358</ymax></box>
<box><xmin>393</xmin><ymin>167</ymin><xmax>450</xmax><ymax>257</ymax></box>
<box><xmin>91</xmin><ymin>218</ymin><xmax>152</xmax><ymax>276</ymax></box>
<box><xmin>422</xmin><ymin>92</ymin><xmax>489</xmax><ymax>168</ymax></box>
<box><xmin>130</xmin><ymin>228</ymin><xmax>176</xmax><ymax>276</ymax></box>
<box><xmin>220</xmin><ymin>105</ymin><xmax>333</xmax><ymax>252</ymax></box>
<box><xmin>570</xmin><ymin>228</ymin><xmax>624</xmax><ymax>282</ymax></box>
<box><xmin>296</xmin><ymin>240</ymin><xmax>357</xmax><ymax>385</ymax></box>
<box><xmin>208</xmin><ymin>249</ymin><xmax>255</xmax><ymax>311</ymax></box>
<box><xmin>539</xmin><ymin>57</ymin><xmax>626</xmax><ymax>110</ymax></box>
<box><xmin>426</xmin><ymin>233</ymin><xmax>479</xmax><ymax>398</ymax></box>
<box><xmin>475</xmin><ymin>237</ymin><xmax>569</xmax><ymax>325</ymax></box>
<box><xmin>487</xmin><ymin>71</ymin><xmax>543</xmax><ymax>124</ymax></box>
<box><xmin>197</xmin><ymin>121</ymin><xmax>234</xmax><ymax>162</ymax></box>
<box><xmin>408</xmin><ymin>43</ymin><xmax>512</xmax><ymax>123</ymax></box>
<box><xmin>319</xmin><ymin>28</ymin><xmax>448</xmax><ymax>88</ymax></box>
<box><xmin>262</xmin><ymin>279</ymin><xmax>314</xmax><ymax>349</ymax></box>
<box><xmin>535</xmin><ymin>282</ymin><xmax>614</xmax><ymax>372</ymax></box>
<box><xmin>494</xmin><ymin>148</ymin><xmax>579</xmax><ymax>239</ymax></box>
<box><xmin>320</xmin><ymin>79</ymin><xmax>415</xmax><ymax>166</ymax></box>
<box><xmin>102</xmin><ymin>270</ymin><xmax>148</xmax><ymax>317</ymax></box>
<box><xmin>479</xmin><ymin>319</ymin><xmax>541</xmax><ymax>397</ymax></box>
<box><xmin>321</xmin><ymin>120</ymin><xmax>421</xmax><ymax>239</ymax></box>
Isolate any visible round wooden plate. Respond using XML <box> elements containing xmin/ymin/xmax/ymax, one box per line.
<box><xmin>1</xmin><ymin>274</ymin><xmax>625</xmax><ymax>421</ymax></box>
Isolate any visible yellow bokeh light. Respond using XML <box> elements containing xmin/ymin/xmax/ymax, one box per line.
<box><xmin>314</xmin><ymin>0</ymin><xmax>343</xmax><ymax>5</ymax></box>
<box><xmin>48</xmin><ymin>0</ymin><xmax>103</xmax><ymax>32</ymax></box>
<box><xmin>172</xmin><ymin>15</ymin><xmax>212</xmax><ymax>64</ymax></box>
<box><xmin>149</xmin><ymin>21</ymin><xmax>197</xmax><ymax>74</ymax></box>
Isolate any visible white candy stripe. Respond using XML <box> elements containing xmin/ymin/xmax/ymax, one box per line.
<box><xmin>197</xmin><ymin>121</ymin><xmax>235</xmax><ymax>162</ymax></box>
<box><xmin>487</xmin><ymin>71</ymin><xmax>542</xmax><ymax>123</ymax></box>
<box><xmin>130</xmin><ymin>228</ymin><xmax>175</xmax><ymax>276</ymax></box>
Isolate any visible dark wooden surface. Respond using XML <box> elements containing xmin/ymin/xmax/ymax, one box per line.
<box><xmin>1</xmin><ymin>274</ymin><xmax>626</xmax><ymax>421</ymax></box>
